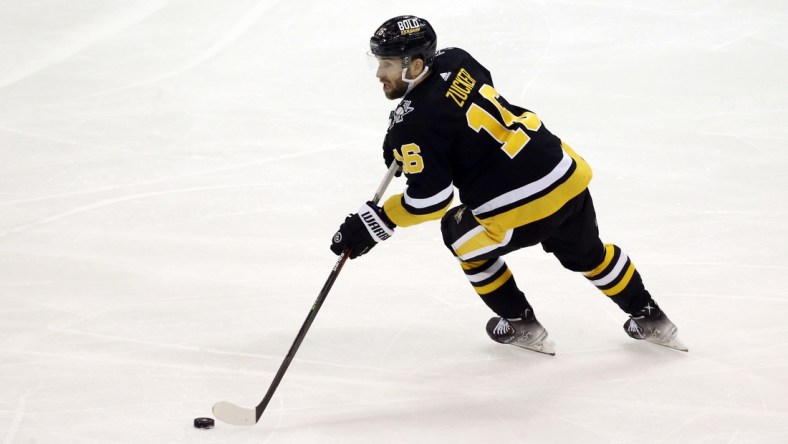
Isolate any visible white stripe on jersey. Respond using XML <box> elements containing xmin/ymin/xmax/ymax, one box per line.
<box><xmin>404</xmin><ymin>182</ymin><xmax>454</xmax><ymax>209</ymax></box>
<box><xmin>471</xmin><ymin>150</ymin><xmax>573</xmax><ymax>216</ymax></box>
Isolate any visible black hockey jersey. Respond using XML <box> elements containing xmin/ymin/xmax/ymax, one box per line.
<box><xmin>381</xmin><ymin>47</ymin><xmax>592</xmax><ymax>241</ymax></box>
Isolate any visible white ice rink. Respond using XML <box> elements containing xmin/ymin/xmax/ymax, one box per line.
<box><xmin>1</xmin><ymin>1</ymin><xmax>787</xmax><ymax>443</ymax></box>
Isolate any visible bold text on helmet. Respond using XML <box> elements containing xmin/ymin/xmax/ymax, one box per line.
<box><xmin>397</xmin><ymin>18</ymin><xmax>421</xmax><ymax>35</ymax></box>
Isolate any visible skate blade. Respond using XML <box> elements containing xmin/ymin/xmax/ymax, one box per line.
<box><xmin>646</xmin><ymin>336</ymin><xmax>688</xmax><ymax>352</ymax></box>
<box><xmin>511</xmin><ymin>338</ymin><xmax>556</xmax><ymax>356</ymax></box>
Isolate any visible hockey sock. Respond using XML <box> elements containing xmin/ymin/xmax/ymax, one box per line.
<box><xmin>582</xmin><ymin>243</ymin><xmax>652</xmax><ymax>314</ymax></box>
<box><xmin>461</xmin><ymin>258</ymin><xmax>530</xmax><ymax>318</ymax></box>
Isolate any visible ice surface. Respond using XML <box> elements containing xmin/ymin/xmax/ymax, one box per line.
<box><xmin>1</xmin><ymin>1</ymin><xmax>787</xmax><ymax>443</ymax></box>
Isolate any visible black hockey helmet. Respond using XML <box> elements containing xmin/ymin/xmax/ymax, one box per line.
<box><xmin>369</xmin><ymin>16</ymin><xmax>437</xmax><ymax>67</ymax></box>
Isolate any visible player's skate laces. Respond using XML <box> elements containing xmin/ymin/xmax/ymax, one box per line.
<box><xmin>486</xmin><ymin>309</ymin><xmax>555</xmax><ymax>355</ymax></box>
<box><xmin>623</xmin><ymin>300</ymin><xmax>678</xmax><ymax>344</ymax></box>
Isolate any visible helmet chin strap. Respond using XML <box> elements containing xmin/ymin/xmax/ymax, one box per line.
<box><xmin>401</xmin><ymin>65</ymin><xmax>430</xmax><ymax>95</ymax></box>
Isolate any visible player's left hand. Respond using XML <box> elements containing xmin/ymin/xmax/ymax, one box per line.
<box><xmin>330</xmin><ymin>202</ymin><xmax>395</xmax><ymax>259</ymax></box>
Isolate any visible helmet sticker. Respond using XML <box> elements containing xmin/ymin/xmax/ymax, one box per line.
<box><xmin>397</xmin><ymin>18</ymin><xmax>422</xmax><ymax>35</ymax></box>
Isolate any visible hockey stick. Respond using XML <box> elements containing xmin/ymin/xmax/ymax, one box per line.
<box><xmin>212</xmin><ymin>162</ymin><xmax>400</xmax><ymax>426</ymax></box>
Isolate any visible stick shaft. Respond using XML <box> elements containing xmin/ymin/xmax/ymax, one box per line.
<box><xmin>253</xmin><ymin>163</ymin><xmax>400</xmax><ymax>422</ymax></box>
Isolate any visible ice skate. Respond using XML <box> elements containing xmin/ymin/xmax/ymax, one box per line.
<box><xmin>624</xmin><ymin>301</ymin><xmax>688</xmax><ymax>352</ymax></box>
<box><xmin>486</xmin><ymin>309</ymin><xmax>555</xmax><ymax>355</ymax></box>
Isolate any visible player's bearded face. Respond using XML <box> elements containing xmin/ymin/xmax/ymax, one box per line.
<box><xmin>375</xmin><ymin>57</ymin><xmax>410</xmax><ymax>100</ymax></box>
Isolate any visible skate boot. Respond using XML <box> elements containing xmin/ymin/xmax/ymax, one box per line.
<box><xmin>486</xmin><ymin>309</ymin><xmax>555</xmax><ymax>355</ymax></box>
<box><xmin>624</xmin><ymin>300</ymin><xmax>688</xmax><ymax>352</ymax></box>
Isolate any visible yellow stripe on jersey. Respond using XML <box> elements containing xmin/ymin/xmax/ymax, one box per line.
<box><xmin>583</xmin><ymin>244</ymin><xmax>616</xmax><ymax>278</ymax></box>
<box><xmin>476</xmin><ymin>142</ymin><xmax>592</xmax><ymax>234</ymax></box>
<box><xmin>383</xmin><ymin>193</ymin><xmax>453</xmax><ymax>227</ymax></box>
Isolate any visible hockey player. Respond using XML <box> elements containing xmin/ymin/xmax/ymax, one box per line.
<box><xmin>330</xmin><ymin>15</ymin><xmax>686</xmax><ymax>354</ymax></box>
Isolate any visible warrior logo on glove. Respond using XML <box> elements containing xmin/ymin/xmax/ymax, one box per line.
<box><xmin>360</xmin><ymin>211</ymin><xmax>392</xmax><ymax>241</ymax></box>
<box><xmin>330</xmin><ymin>202</ymin><xmax>395</xmax><ymax>259</ymax></box>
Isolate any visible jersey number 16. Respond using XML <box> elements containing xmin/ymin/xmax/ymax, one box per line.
<box><xmin>466</xmin><ymin>84</ymin><xmax>542</xmax><ymax>159</ymax></box>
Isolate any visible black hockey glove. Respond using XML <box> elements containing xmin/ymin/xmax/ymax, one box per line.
<box><xmin>330</xmin><ymin>202</ymin><xmax>395</xmax><ymax>259</ymax></box>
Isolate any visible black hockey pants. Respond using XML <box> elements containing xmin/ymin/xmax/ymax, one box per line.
<box><xmin>440</xmin><ymin>189</ymin><xmax>652</xmax><ymax>317</ymax></box>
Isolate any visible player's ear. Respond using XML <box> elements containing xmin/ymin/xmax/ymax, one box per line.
<box><xmin>410</xmin><ymin>57</ymin><xmax>425</xmax><ymax>77</ymax></box>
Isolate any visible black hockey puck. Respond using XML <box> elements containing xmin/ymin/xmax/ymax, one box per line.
<box><xmin>193</xmin><ymin>417</ymin><xmax>215</xmax><ymax>429</ymax></box>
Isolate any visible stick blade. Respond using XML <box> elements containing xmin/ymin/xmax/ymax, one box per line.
<box><xmin>212</xmin><ymin>401</ymin><xmax>258</xmax><ymax>426</ymax></box>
